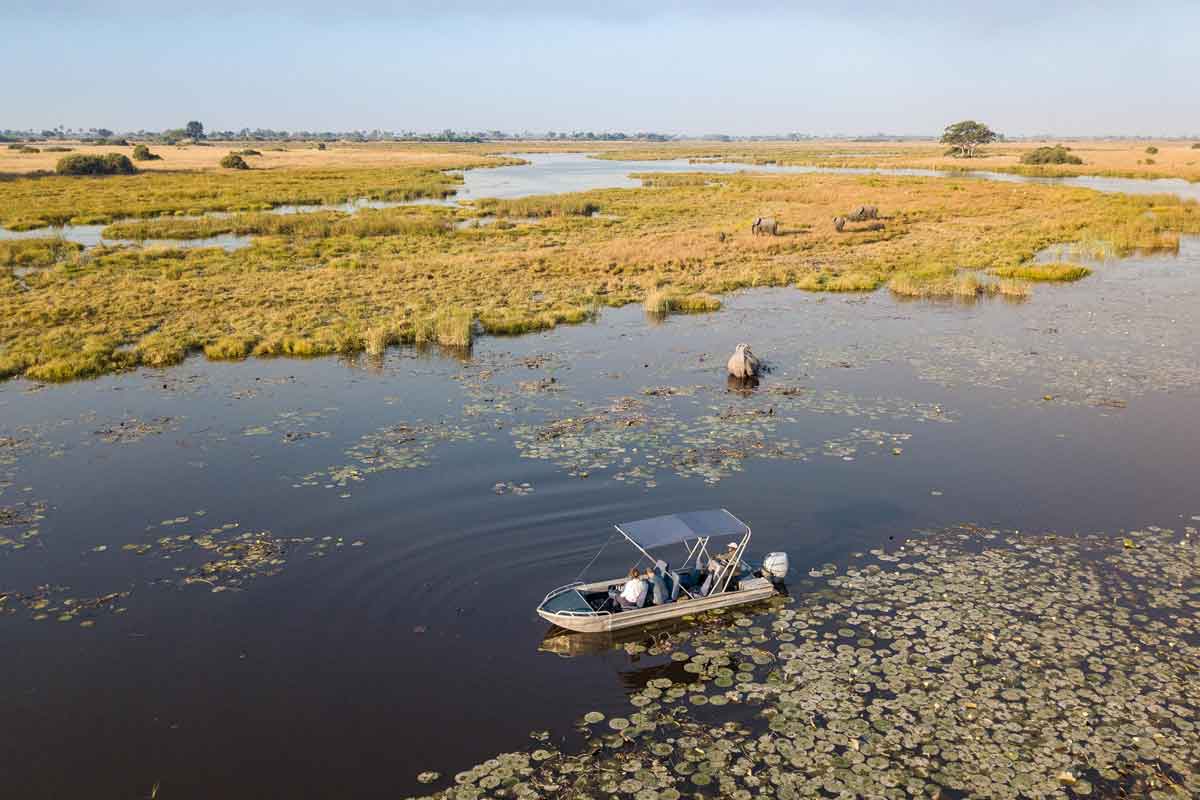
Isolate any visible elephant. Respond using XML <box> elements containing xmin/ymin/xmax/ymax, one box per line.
<box><xmin>751</xmin><ymin>216</ymin><xmax>779</xmax><ymax>236</ymax></box>
<box><xmin>833</xmin><ymin>216</ymin><xmax>847</xmax><ymax>232</ymax></box>
<box><xmin>846</xmin><ymin>205</ymin><xmax>879</xmax><ymax>222</ymax></box>
<box><xmin>727</xmin><ymin>343</ymin><xmax>761</xmax><ymax>379</ymax></box>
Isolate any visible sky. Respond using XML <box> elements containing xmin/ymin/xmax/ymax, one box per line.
<box><xmin>4</xmin><ymin>1</ymin><xmax>1198</xmax><ymax>136</ymax></box>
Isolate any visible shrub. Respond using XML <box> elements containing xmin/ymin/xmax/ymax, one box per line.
<box><xmin>18</xmin><ymin>146</ymin><xmax>40</xmax><ymax>153</ymax></box>
<box><xmin>235</xmin><ymin>149</ymin><xmax>262</xmax><ymax>156</ymax></box>
<box><xmin>132</xmin><ymin>144</ymin><xmax>162</xmax><ymax>161</ymax></box>
<box><xmin>219</xmin><ymin>154</ymin><xmax>249</xmax><ymax>170</ymax></box>
<box><xmin>1192</xmin><ymin>143</ymin><xmax>1200</xmax><ymax>149</ymax></box>
<box><xmin>43</xmin><ymin>146</ymin><xmax>72</xmax><ymax>152</ymax></box>
<box><xmin>1145</xmin><ymin>146</ymin><xmax>1158</xmax><ymax>155</ymax></box>
<box><xmin>315</xmin><ymin>142</ymin><xmax>327</xmax><ymax>151</ymax></box>
<box><xmin>55</xmin><ymin>153</ymin><xmax>137</xmax><ymax>175</ymax></box>
<box><xmin>1020</xmin><ymin>146</ymin><xmax>1083</xmax><ymax>165</ymax></box>
<box><xmin>6</xmin><ymin>143</ymin><xmax>26</xmax><ymax>150</ymax></box>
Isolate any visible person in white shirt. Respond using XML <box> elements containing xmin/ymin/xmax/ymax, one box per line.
<box><xmin>618</xmin><ymin>568</ymin><xmax>648</xmax><ymax>610</ymax></box>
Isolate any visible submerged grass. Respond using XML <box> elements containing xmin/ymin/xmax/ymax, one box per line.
<box><xmin>3</xmin><ymin>164</ymin><xmax>1199</xmax><ymax>381</ymax></box>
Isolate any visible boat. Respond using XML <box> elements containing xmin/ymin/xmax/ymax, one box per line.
<box><xmin>536</xmin><ymin>509</ymin><xmax>789</xmax><ymax>634</ymax></box>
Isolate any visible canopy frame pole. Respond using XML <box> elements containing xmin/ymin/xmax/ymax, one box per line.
<box><xmin>614</xmin><ymin>525</ymin><xmax>661</xmax><ymax>574</ymax></box>
<box><xmin>717</xmin><ymin>528</ymin><xmax>752</xmax><ymax>594</ymax></box>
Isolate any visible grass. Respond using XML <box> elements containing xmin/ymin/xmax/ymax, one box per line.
<box><xmin>474</xmin><ymin>195</ymin><xmax>600</xmax><ymax>218</ymax></box>
<box><xmin>0</xmin><ymin>237</ymin><xmax>83</xmax><ymax>268</ymax></box>
<box><xmin>888</xmin><ymin>266</ymin><xmax>1032</xmax><ymax>299</ymax></box>
<box><xmin>0</xmin><ymin>163</ymin><xmax>484</xmax><ymax>229</ymax></box>
<box><xmin>102</xmin><ymin>206</ymin><xmax>455</xmax><ymax>240</ymax></box>
<box><xmin>3</xmin><ymin>159</ymin><xmax>1200</xmax><ymax>381</ymax></box>
<box><xmin>643</xmin><ymin>286</ymin><xmax>722</xmax><ymax>315</ymax></box>
<box><xmin>991</xmin><ymin>262</ymin><xmax>1092</xmax><ymax>282</ymax></box>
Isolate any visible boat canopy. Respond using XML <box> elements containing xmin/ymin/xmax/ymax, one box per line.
<box><xmin>615</xmin><ymin>509</ymin><xmax>749</xmax><ymax>550</ymax></box>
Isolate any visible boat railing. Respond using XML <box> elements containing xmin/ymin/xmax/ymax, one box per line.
<box><xmin>540</xmin><ymin>581</ymin><xmax>585</xmax><ymax>605</ymax></box>
<box><xmin>548</xmin><ymin>608</ymin><xmax>611</xmax><ymax>618</ymax></box>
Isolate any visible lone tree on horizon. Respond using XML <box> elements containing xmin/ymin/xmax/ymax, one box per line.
<box><xmin>941</xmin><ymin>120</ymin><xmax>998</xmax><ymax>158</ymax></box>
<box><xmin>185</xmin><ymin>120</ymin><xmax>205</xmax><ymax>140</ymax></box>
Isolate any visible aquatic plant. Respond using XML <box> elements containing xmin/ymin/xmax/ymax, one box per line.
<box><xmin>219</xmin><ymin>154</ymin><xmax>249</xmax><ymax>170</ymax></box>
<box><xmin>992</xmin><ymin>261</ymin><xmax>1092</xmax><ymax>281</ymax></box>
<box><xmin>643</xmin><ymin>287</ymin><xmax>722</xmax><ymax>315</ymax></box>
<box><xmin>475</xmin><ymin>195</ymin><xmax>600</xmax><ymax>217</ymax></box>
<box><xmin>55</xmin><ymin>153</ymin><xmax>137</xmax><ymax>175</ymax></box>
<box><xmin>414</xmin><ymin>308</ymin><xmax>473</xmax><ymax>348</ymax></box>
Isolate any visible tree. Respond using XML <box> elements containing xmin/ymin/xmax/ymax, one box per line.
<box><xmin>940</xmin><ymin>120</ymin><xmax>998</xmax><ymax>158</ymax></box>
<box><xmin>185</xmin><ymin>120</ymin><xmax>205</xmax><ymax>140</ymax></box>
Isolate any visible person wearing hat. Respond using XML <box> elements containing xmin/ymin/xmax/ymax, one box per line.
<box><xmin>700</xmin><ymin>543</ymin><xmax>740</xmax><ymax>596</ymax></box>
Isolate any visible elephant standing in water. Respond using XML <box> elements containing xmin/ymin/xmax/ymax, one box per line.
<box><xmin>727</xmin><ymin>343</ymin><xmax>761</xmax><ymax>379</ymax></box>
<box><xmin>751</xmin><ymin>216</ymin><xmax>779</xmax><ymax>236</ymax></box>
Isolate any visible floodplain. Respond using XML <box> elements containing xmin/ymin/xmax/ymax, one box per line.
<box><xmin>2</xmin><ymin>142</ymin><xmax>1198</xmax><ymax>800</ymax></box>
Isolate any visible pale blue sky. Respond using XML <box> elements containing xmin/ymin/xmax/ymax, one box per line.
<box><xmin>4</xmin><ymin>2</ymin><xmax>1197</xmax><ymax>135</ymax></box>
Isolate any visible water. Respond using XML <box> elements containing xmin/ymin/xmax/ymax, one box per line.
<box><xmin>3</xmin><ymin>228</ymin><xmax>1200</xmax><ymax>797</ymax></box>
<box><xmin>5</xmin><ymin>153</ymin><xmax>1198</xmax><ymax>253</ymax></box>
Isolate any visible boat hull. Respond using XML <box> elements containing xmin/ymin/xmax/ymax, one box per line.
<box><xmin>537</xmin><ymin>577</ymin><xmax>777</xmax><ymax>633</ymax></box>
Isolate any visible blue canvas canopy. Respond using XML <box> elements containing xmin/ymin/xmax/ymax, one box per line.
<box><xmin>615</xmin><ymin>509</ymin><xmax>750</xmax><ymax>550</ymax></box>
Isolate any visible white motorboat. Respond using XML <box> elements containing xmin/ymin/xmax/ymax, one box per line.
<box><xmin>536</xmin><ymin>509</ymin><xmax>788</xmax><ymax>634</ymax></box>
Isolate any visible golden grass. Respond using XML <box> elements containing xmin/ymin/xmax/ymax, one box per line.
<box><xmin>474</xmin><ymin>196</ymin><xmax>600</xmax><ymax>218</ymax></box>
<box><xmin>0</xmin><ymin>154</ymin><xmax>517</xmax><ymax>229</ymax></box>
<box><xmin>3</xmin><ymin>160</ymin><xmax>1199</xmax><ymax>381</ymax></box>
<box><xmin>643</xmin><ymin>287</ymin><xmax>722</xmax><ymax>314</ymax></box>
<box><xmin>991</xmin><ymin>262</ymin><xmax>1092</xmax><ymax>282</ymax></box>
<box><xmin>0</xmin><ymin>237</ymin><xmax>83</xmax><ymax>267</ymax></box>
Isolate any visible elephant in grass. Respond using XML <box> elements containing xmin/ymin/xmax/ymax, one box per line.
<box><xmin>727</xmin><ymin>343</ymin><xmax>761</xmax><ymax>379</ymax></box>
<box><xmin>833</xmin><ymin>216</ymin><xmax>847</xmax><ymax>232</ymax></box>
<box><xmin>751</xmin><ymin>216</ymin><xmax>779</xmax><ymax>236</ymax></box>
<box><xmin>846</xmin><ymin>205</ymin><xmax>879</xmax><ymax>221</ymax></box>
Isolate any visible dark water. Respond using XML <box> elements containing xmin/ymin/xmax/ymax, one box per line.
<box><xmin>3</xmin><ymin>231</ymin><xmax>1200</xmax><ymax>797</ymax></box>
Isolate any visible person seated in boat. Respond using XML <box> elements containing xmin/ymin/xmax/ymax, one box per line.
<box><xmin>701</xmin><ymin>543</ymin><xmax>740</xmax><ymax>596</ymax></box>
<box><xmin>654</xmin><ymin>559</ymin><xmax>682</xmax><ymax>603</ymax></box>
<box><xmin>617</xmin><ymin>568</ymin><xmax>649</xmax><ymax>611</ymax></box>
<box><xmin>646</xmin><ymin>565</ymin><xmax>670</xmax><ymax>606</ymax></box>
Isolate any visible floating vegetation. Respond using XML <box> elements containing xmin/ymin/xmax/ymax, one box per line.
<box><xmin>0</xmin><ymin>585</ymin><xmax>129</xmax><ymax>623</ymax></box>
<box><xmin>93</xmin><ymin>416</ymin><xmax>177</xmax><ymax>444</ymax></box>
<box><xmin>992</xmin><ymin>261</ymin><xmax>1093</xmax><ymax>282</ymax></box>
<box><xmin>0</xmin><ymin>499</ymin><xmax>47</xmax><ymax>550</ymax></box>
<box><xmin>493</xmin><ymin>481</ymin><xmax>534</xmax><ymax>496</ymax></box>
<box><xmin>410</xmin><ymin>522</ymin><xmax>1199</xmax><ymax>800</ymax></box>
<box><xmin>293</xmin><ymin>420</ymin><xmax>480</xmax><ymax>490</ymax></box>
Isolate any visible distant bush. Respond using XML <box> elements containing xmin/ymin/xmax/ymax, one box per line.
<box><xmin>94</xmin><ymin>138</ymin><xmax>129</xmax><ymax>146</ymax></box>
<box><xmin>43</xmin><ymin>146</ymin><xmax>73</xmax><ymax>152</ymax></box>
<box><xmin>315</xmin><ymin>142</ymin><xmax>327</xmax><ymax>151</ymax></box>
<box><xmin>7</xmin><ymin>143</ymin><xmax>26</xmax><ymax>150</ymax></box>
<box><xmin>234</xmin><ymin>149</ymin><xmax>262</xmax><ymax>156</ymax></box>
<box><xmin>1145</xmin><ymin>146</ymin><xmax>1159</xmax><ymax>155</ymax></box>
<box><xmin>1144</xmin><ymin>158</ymin><xmax>1156</xmax><ymax>165</ymax></box>
<box><xmin>219</xmin><ymin>154</ymin><xmax>249</xmax><ymax>170</ymax></box>
<box><xmin>1192</xmin><ymin>143</ymin><xmax>1200</xmax><ymax>149</ymax></box>
<box><xmin>132</xmin><ymin>144</ymin><xmax>162</xmax><ymax>161</ymax></box>
<box><xmin>17</xmin><ymin>146</ymin><xmax>40</xmax><ymax>153</ymax></box>
<box><xmin>1020</xmin><ymin>146</ymin><xmax>1083</xmax><ymax>165</ymax></box>
<box><xmin>55</xmin><ymin>153</ymin><xmax>137</xmax><ymax>175</ymax></box>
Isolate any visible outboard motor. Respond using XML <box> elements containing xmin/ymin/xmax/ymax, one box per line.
<box><xmin>761</xmin><ymin>552</ymin><xmax>789</xmax><ymax>582</ymax></box>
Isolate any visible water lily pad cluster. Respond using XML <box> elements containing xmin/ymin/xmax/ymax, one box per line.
<box><xmin>0</xmin><ymin>585</ymin><xmax>129</xmax><ymax>624</ymax></box>
<box><xmin>0</xmin><ymin>499</ymin><xmax>46</xmax><ymax>550</ymax></box>
<box><xmin>407</xmin><ymin>522</ymin><xmax>1198</xmax><ymax>800</ymax></box>
<box><xmin>292</xmin><ymin>420</ymin><xmax>480</xmax><ymax>489</ymax></box>
<box><xmin>93</xmin><ymin>415</ymin><xmax>178</xmax><ymax>444</ymax></box>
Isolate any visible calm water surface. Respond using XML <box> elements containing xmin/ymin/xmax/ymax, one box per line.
<box><xmin>3</xmin><ymin>228</ymin><xmax>1200</xmax><ymax>797</ymax></box>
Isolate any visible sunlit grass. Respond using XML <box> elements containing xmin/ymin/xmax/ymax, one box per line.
<box><xmin>3</xmin><ymin>163</ymin><xmax>1199</xmax><ymax>381</ymax></box>
<box><xmin>991</xmin><ymin>262</ymin><xmax>1092</xmax><ymax>282</ymax></box>
<box><xmin>474</xmin><ymin>195</ymin><xmax>600</xmax><ymax>218</ymax></box>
